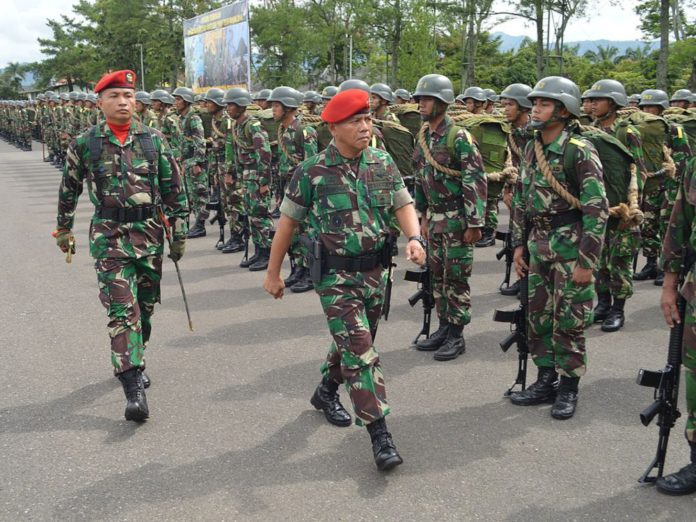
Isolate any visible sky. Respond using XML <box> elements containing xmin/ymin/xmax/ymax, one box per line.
<box><xmin>0</xmin><ymin>0</ymin><xmax>678</xmax><ymax>71</ymax></box>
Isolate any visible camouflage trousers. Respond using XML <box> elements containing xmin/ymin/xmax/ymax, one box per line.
<box><xmin>527</xmin><ymin>231</ymin><xmax>593</xmax><ymax>378</ymax></box>
<box><xmin>317</xmin><ymin>268</ymin><xmax>389</xmax><ymax>426</ymax></box>
<box><xmin>483</xmin><ymin>180</ymin><xmax>504</xmax><ymax>230</ymax></box>
<box><xmin>223</xmin><ymin>174</ymin><xmax>245</xmax><ymax>236</ymax></box>
<box><xmin>661</xmin><ymin>177</ymin><xmax>680</xmax><ymax>239</ymax></box>
<box><xmin>640</xmin><ymin>183</ymin><xmax>666</xmax><ymax>258</ymax></box>
<box><xmin>95</xmin><ymin>255</ymin><xmax>162</xmax><ymax>374</ymax></box>
<box><xmin>429</xmin><ymin>230</ymin><xmax>474</xmax><ymax>326</ymax></box>
<box><xmin>595</xmin><ymin>225</ymin><xmax>640</xmax><ymax>300</ymax></box>
<box><xmin>185</xmin><ymin>161</ymin><xmax>210</xmax><ymax>219</ymax></box>
<box><xmin>242</xmin><ymin>177</ymin><xmax>273</xmax><ymax>248</ymax></box>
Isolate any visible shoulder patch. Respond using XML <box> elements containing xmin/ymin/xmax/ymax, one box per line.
<box><xmin>678</xmin><ymin>127</ymin><xmax>684</xmax><ymax>139</ymax></box>
<box><xmin>569</xmin><ymin>137</ymin><xmax>586</xmax><ymax>148</ymax></box>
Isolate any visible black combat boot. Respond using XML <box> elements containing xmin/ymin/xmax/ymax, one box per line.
<box><xmin>633</xmin><ymin>256</ymin><xmax>657</xmax><ymax>280</ymax></box>
<box><xmin>290</xmin><ymin>270</ymin><xmax>314</xmax><ymax>293</ymax></box>
<box><xmin>656</xmin><ymin>445</ymin><xmax>696</xmax><ymax>495</ymax></box>
<box><xmin>283</xmin><ymin>262</ymin><xmax>302</xmax><ymax>287</ymax></box>
<box><xmin>654</xmin><ymin>270</ymin><xmax>665</xmax><ymax>286</ymax></box>
<box><xmin>187</xmin><ymin>214</ymin><xmax>207</xmax><ymax>238</ymax></box>
<box><xmin>551</xmin><ymin>376</ymin><xmax>579</xmax><ymax>419</ymax></box>
<box><xmin>217</xmin><ymin>234</ymin><xmax>233</xmax><ymax>251</ymax></box>
<box><xmin>475</xmin><ymin>227</ymin><xmax>496</xmax><ymax>248</ymax></box>
<box><xmin>500</xmin><ymin>279</ymin><xmax>520</xmax><ymax>297</ymax></box>
<box><xmin>117</xmin><ymin>368</ymin><xmax>149</xmax><ymax>422</ymax></box>
<box><xmin>509</xmin><ymin>367</ymin><xmax>559</xmax><ymax>405</ymax></box>
<box><xmin>415</xmin><ymin>321</ymin><xmax>449</xmax><ymax>351</ymax></box>
<box><xmin>433</xmin><ymin>323</ymin><xmax>466</xmax><ymax>361</ymax></box>
<box><xmin>366</xmin><ymin>418</ymin><xmax>403</xmax><ymax>471</ymax></box>
<box><xmin>239</xmin><ymin>244</ymin><xmax>260</xmax><ymax>268</ymax></box>
<box><xmin>222</xmin><ymin>233</ymin><xmax>245</xmax><ymax>253</ymax></box>
<box><xmin>593</xmin><ymin>291</ymin><xmax>612</xmax><ymax>323</ymax></box>
<box><xmin>601</xmin><ymin>298</ymin><xmax>625</xmax><ymax>332</ymax></box>
<box><xmin>248</xmin><ymin>247</ymin><xmax>270</xmax><ymax>271</ymax></box>
<box><xmin>310</xmin><ymin>377</ymin><xmax>352</xmax><ymax>427</ymax></box>
<box><xmin>271</xmin><ymin>207</ymin><xmax>281</xmax><ymax>219</ymax></box>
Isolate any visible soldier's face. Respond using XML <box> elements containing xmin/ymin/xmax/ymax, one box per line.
<box><xmin>271</xmin><ymin>101</ymin><xmax>285</xmax><ymax>121</ymax></box>
<box><xmin>151</xmin><ymin>100</ymin><xmax>163</xmax><ymax>111</ymax></box>
<box><xmin>418</xmin><ymin>96</ymin><xmax>436</xmax><ymax>120</ymax></box>
<box><xmin>369</xmin><ymin>94</ymin><xmax>383</xmax><ymax>111</ymax></box>
<box><xmin>590</xmin><ymin>98</ymin><xmax>612</xmax><ymax>118</ymax></box>
<box><xmin>135</xmin><ymin>101</ymin><xmax>146</xmax><ymax>113</ymax></box>
<box><xmin>582</xmin><ymin>99</ymin><xmax>592</xmax><ymax>113</ymax></box>
<box><xmin>670</xmin><ymin>100</ymin><xmax>689</xmax><ymax>109</ymax></box>
<box><xmin>330</xmin><ymin>113</ymin><xmax>372</xmax><ymax>154</ymax></box>
<box><xmin>206</xmin><ymin>100</ymin><xmax>218</xmax><ymax>113</ymax></box>
<box><xmin>501</xmin><ymin>98</ymin><xmax>519</xmax><ymax>122</ymax></box>
<box><xmin>225</xmin><ymin>103</ymin><xmax>243</xmax><ymax>119</ymax></box>
<box><xmin>641</xmin><ymin>105</ymin><xmax>662</xmax><ymax>116</ymax></box>
<box><xmin>531</xmin><ymin>98</ymin><xmax>568</xmax><ymax>128</ymax></box>
<box><xmin>98</xmin><ymin>88</ymin><xmax>135</xmax><ymax>124</ymax></box>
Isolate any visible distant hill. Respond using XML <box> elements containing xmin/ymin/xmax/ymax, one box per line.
<box><xmin>491</xmin><ymin>31</ymin><xmax>659</xmax><ymax>55</ymax></box>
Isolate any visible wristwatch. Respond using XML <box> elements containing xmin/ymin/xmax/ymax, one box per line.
<box><xmin>408</xmin><ymin>235</ymin><xmax>427</xmax><ymax>249</ymax></box>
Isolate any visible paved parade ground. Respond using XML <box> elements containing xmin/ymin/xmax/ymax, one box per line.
<box><xmin>2</xmin><ymin>139</ymin><xmax>696</xmax><ymax>521</ymax></box>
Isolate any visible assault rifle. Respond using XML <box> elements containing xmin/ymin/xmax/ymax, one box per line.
<box><xmin>495</xmin><ymin>230</ymin><xmax>514</xmax><ymax>293</ymax></box>
<box><xmin>206</xmin><ymin>183</ymin><xmax>227</xmax><ymax>248</ymax></box>
<box><xmin>493</xmin><ymin>233</ymin><xmax>529</xmax><ymax>396</ymax></box>
<box><xmin>636</xmin><ymin>250</ymin><xmax>694</xmax><ymax>483</ymax></box>
<box><xmin>405</xmin><ymin>256</ymin><xmax>434</xmax><ymax>344</ymax></box>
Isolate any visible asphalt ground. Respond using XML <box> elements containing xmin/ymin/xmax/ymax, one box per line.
<box><xmin>1</xmin><ymin>139</ymin><xmax>695</xmax><ymax>521</ymax></box>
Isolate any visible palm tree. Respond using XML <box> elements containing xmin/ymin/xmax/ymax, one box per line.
<box><xmin>4</xmin><ymin>62</ymin><xmax>25</xmax><ymax>92</ymax></box>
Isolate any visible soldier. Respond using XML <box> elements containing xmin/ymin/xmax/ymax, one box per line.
<box><xmin>483</xmin><ymin>88</ymin><xmax>498</xmax><ymax>114</ymax></box>
<box><xmin>134</xmin><ymin>91</ymin><xmax>157</xmax><ymax>127</ymax></box>
<box><xmin>302</xmin><ymin>91</ymin><xmax>322</xmax><ymax>115</ymax></box>
<box><xmin>498</xmin><ymin>83</ymin><xmax>534</xmax><ymax>296</ymax></box>
<box><xmin>320</xmin><ymin>85</ymin><xmax>338</xmax><ymax>104</ymax></box>
<box><xmin>54</xmin><ymin>70</ymin><xmax>188</xmax><ymax>421</ymax></box>
<box><xmin>580</xmin><ymin>90</ymin><xmax>593</xmax><ymax>125</ymax></box>
<box><xmin>370</xmin><ymin>83</ymin><xmax>399</xmax><ymax>122</ymax></box>
<box><xmin>229</xmin><ymin>87</ymin><xmax>275</xmax><ymax>271</ymax></box>
<box><xmin>628</xmin><ymin>94</ymin><xmax>641</xmax><ymax>108</ymax></box>
<box><xmin>671</xmin><ymin>89</ymin><xmax>693</xmax><ymax>110</ymax></box>
<box><xmin>394</xmin><ymin>89</ymin><xmax>411</xmax><ymax>105</ymax></box>
<box><xmin>173</xmin><ymin>86</ymin><xmax>208</xmax><ymax>238</ymax></box>
<box><xmin>656</xmin><ymin>156</ymin><xmax>696</xmax><ymax>495</ymax></box>
<box><xmin>587</xmin><ymin>79</ymin><xmax>646</xmax><ymax>332</ymax></box>
<box><xmin>84</xmin><ymin>93</ymin><xmax>100</xmax><ymax>128</ymax></box>
<box><xmin>510</xmin><ymin>76</ymin><xmax>608</xmax><ymax>419</ymax></box>
<box><xmin>263</xmin><ymin>88</ymin><xmax>426</xmax><ymax>470</ymax></box>
<box><xmin>254</xmin><ymin>89</ymin><xmax>272</xmax><ymax>110</ymax></box>
<box><xmin>412</xmin><ymin>74</ymin><xmax>487</xmax><ymax>361</ymax></box>
<box><xmin>461</xmin><ymin>86</ymin><xmax>486</xmax><ymax>115</ymax></box>
<box><xmin>150</xmin><ymin>89</ymin><xmax>180</xmax><ymax>155</ymax></box>
<box><xmin>269</xmin><ymin>86</ymin><xmax>318</xmax><ymax>290</ymax></box>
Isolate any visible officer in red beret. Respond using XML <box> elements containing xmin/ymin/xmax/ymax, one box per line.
<box><xmin>263</xmin><ymin>89</ymin><xmax>426</xmax><ymax>471</ymax></box>
<box><xmin>55</xmin><ymin>70</ymin><xmax>189</xmax><ymax>422</ymax></box>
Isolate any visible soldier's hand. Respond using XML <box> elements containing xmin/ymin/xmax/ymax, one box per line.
<box><xmin>260</xmin><ymin>184</ymin><xmax>270</xmax><ymax>195</ymax></box>
<box><xmin>502</xmin><ymin>186</ymin><xmax>513</xmax><ymax>210</ymax></box>
<box><xmin>660</xmin><ymin>277</ymin><xmax>680</xmax><ymax>328</ymax></box>
<box><xmin>406</xmin><ymin>240</ymin><xmax>426</xmax><ymax>266</ymax></box>
<box><xmin>224</xmin><ymin>174</ymin><xmax>233</xmax><ymax>186</ymax></box>
<box><xmin>571</xmin><ymin>266</ymin><xmax>593</xmax><ymax>286</ymax></box>
<box><xmin>263</xmin><ymin>273</ymin><xmax>285</xmax><ymax>299</ymax></box>
<box><xmin>463</xmin><ymin>227</ymin><xmax>482</xmax><ymax>244</ymax></box>
<box><xmin>169</xmin><ymin>239</ymin><xmax>186</xmax><ymax>262</ymax></box>
<box><xmin>52</xmin><ymin>228</ymin><xmax>75</xmax><ymax>254</ymax></box>
<box><xmin>193</xmin><ymin>165</ymin><xmax>202</xmax><ymax>176</ymax></box>
<box><xmin>513</xmin><ymin>246</ymin><xmax>527</xmax><ymax>278</ymax></box>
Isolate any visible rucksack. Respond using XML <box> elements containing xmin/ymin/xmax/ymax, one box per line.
<box><xmin>664</xmin><ymin>107</ymin><xmax>696</xmax><ymax>151</ymax></box>
<box><xmin>459</xmin><ymin>115</ymin><xmax>510</xmax><ymax>178</ymax></box>
<box><xmin>254</xmin><ymin>108</ymin><xmax>280</xmax><ymax>147</ymax></box>
<box><xmin>390</xmin><ymin>104</ymin><xmax>422</xmax><ymax>140</ymax></box>
<box><xmin>622</xmin><ymin>110</ymin><xmax>669</xmax><ymax>174</ymax></box>
<box><xmin>373</xmin><ymin>119</ymin><xmax>415</xmax><ymax>179</ymax></box>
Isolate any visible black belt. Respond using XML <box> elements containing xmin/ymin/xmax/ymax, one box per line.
<box><xmin>430</xmin><ymin>199</ymin><xmax>464</xmax><ymax>213</ymax></box>
<box><xmin>325</xmin><ymin>252</ymin><xmax>383</xmax><ymax>272</ymax></box>
<box><xmin>95</xmin><ymin>206</ymin><xmax>156</xmax><ymax>222</ymax></box>
<box><xmin>530</xmin><ymin>209</ymin><xmax>582</xmax><ymax>231</ymax></box>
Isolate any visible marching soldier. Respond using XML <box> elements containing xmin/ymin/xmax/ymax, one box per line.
<box><xmin>510</xmin><ymin>77</ymin><xmax>608</xmax><ymax>419</ymax></box>
<box><xmin>263</xmin><ymin>88</ymin><xmax>426</xmax><ymax>470</ymax></box>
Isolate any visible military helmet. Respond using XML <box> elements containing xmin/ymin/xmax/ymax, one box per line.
<box><xmin>77</xmin><ymin>92</ymin><xmax>87</xmax><ymax>101</ymax></box>
<box><xmin>255</xmin><ymin>88</ymin><xmax>272</xmax><ymax>101</ymax></box>
<box><xmin>671</xmin><ymin>88</ymin><xmax>693</xmax><ymax>103</ymax></box>
<box><xmin>36</xmin><ymin>93</ymin><xmax>45</xmax><ymax>101</ymax></box>
<box><xmin>370</xmin><ymin>83</ymin><xmax>394</xmax><ymax>103</ymax></box>
<box><xmin>68</xmin><ymin>92</ymin><xmax>79</xmax><ymax>101</ymax></box>
<box><xmin>60</xmin><ymin>93</ymin><xmax>70</xmax><ymax>101</ymax></box>
<box><xmin>483</xmin><ymin>88</ymin><xmax>498</xmax><ymax>102</ymax></box>
<box><xmin>165</xmin><ymin>93</ymin><xmax>176</xmax><ymax>105</ymax></box>
<box><xmin>413</xmin><ymin>74</ymin><xmax>455</xmax><ymax>104</ymax></box>
<box><xmin>338</xmin><ymin>79</ymin><xmax>370</xmax><ymax>93</ymax></box>
<box><xmin>394</xmin><ymin>88</ymin><xmax>411</xmax><ymax>102</ymax></box>
<box><xmin>455</xmin><ymin>94</ymin><xmax>467</xmax><ymax>103</ymax></box>
<box><xmin>321</xmin><ymin>85</ymin><xmax>338</xmax><ymax>100</ymax></box>
<box><xmin>172</xmin><ymin>86</ymin><xmax>195</xmax><ymax>104</ymax></box>
<box><xmin>44</xmin><ymin>90</ymin><xmax>55</xmax><ymax>97</ymax></box>
<box><xmin>628</xmin><ymin>94</ymin><xmax>642</xmax><ymax>104</ymax></box>
<box><xmin>639</xmin><ymin>89</ymin><xmax>670</xmax><ymax>109</ymax></box>
<box><xmin>86</xmin><ymin>93</ymin><xmax>97</xmax><ymax>104</ymax></box>
<box><xmin>303</xmin><ymin>90</ymin><xmax>321</xmax><ymax>104</ymax></box>
<box><xmin>585</xmin><ymin>79</ymin><xmax>628</xmax><ymax>107</ymax></box>
<box><xmin>528</xmin><ymin>76</ymin><xmax>582</xmax><ymax>117</ymax></box>
<box><xmin>267</xmin><ymin>86</ymin><xmax>301</xmax><ymax>108</ymax></box>
<box><xmin>135</xmin><ymin>91</ymin><xmax>151</xmax><ymax>105</ymax></box>
<box><xmin>204</xmin><ymin>87</ymin><xmax>226</xmax><ymax>107</ymax></box>
<box><xmin>461</xmin><ymin>86</ymin><xmax>487</xmax><ymax>103</ymax></box>
<box><xmin>49</xmin><ymin>94</ymin><xmax>60</xmax><ymax>103</ymax></box>
<box><xmin>150</xmin><ymin>89</ymin><xmax>170</xmax><ymax>103</ymax></box>
<box><xmin>500</xmin><ymin>83</ymin><xmax>533</xmax><ymax>109</ymax></box>
<box><xmin>223</xmin><ymin>87</ymin><xmax>252</xmax><ymax>107</ymax></box>
<box><xmin>581</xmin><ymin>89</ymin><xmax>591</xmax><ymax>101</ymax></box>
<box><xmin>194</xmin><ymin>94</ymin><xmax>203</xmax><ymax>103</ymax></box>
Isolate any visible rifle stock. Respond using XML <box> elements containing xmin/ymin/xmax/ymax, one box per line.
<box><xmin>404</xmin><ymin>260</ymin><xmax>433</xmax><ymax>344</ymax></box>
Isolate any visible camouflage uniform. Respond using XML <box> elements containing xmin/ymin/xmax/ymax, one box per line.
<box><xmin>281</xmin><ymin>142</ymin><xmax>413</xmax><ymax>425</ymax></box>
<box><xmin>229</xmin><ymin>114</ymin><xmax>274</xmax><ymax>247</ymax></box>
<box><xmin>56</xmin><ymin>121</ymin><xmax>188</xmax><ymax>374</ymax></box>
<box><xmin>660</xmin><ymin>124</ymin><xmax>693</xmax><ymax>244</ymax></box>
<box><xmin>179</xmin><ymin>108</ymin><xmax>207</xmax><ymax>218</ymax></box>
<box><xmin>511</xmin><ymin>125</ymin><xmax>608</xmax><ymax>377</ymax></box>
<box><xmin>414</xmin><ymin>115</ymin><xmax>487</xmax><ymax>327</ymax></box>
<box><xmin>208</xmin><ymin>109</ymin><xmax>233</xmax><ymax>228</ymax></box>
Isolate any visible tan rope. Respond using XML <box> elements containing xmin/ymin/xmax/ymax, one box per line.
<box><xmin>232</xmin><ymin>120</ymin><xmax>255</xmax><ymax>151</ymax></box>
<box><xmin>417</xmin><ymin>123</ymin><xmax>460</xmax><ymax>177</ymax></box>
<box><xmin>533</xmin><ymin>139</ymin><xmax>582</xmax><ymax>209</ymax></box>
<box><xmin>607</xmin><ymin>163</ymin><xmax>644</xmax><ymax>226</ymax></box>
<box><xmin>210</xmin><ymin>115</ymin><xmax>227</xmax><ymax>139</ymax></box>
<box><xmin>278</xmin><ymin>125</ymin><xmax>300</xmax><ymax>166</ymax></box>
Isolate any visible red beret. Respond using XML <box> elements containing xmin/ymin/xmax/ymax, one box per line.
<box><xmin>94</xmin><ymin>70</ymin><xmax>137</xmax><ymax>94</ymax></box>
<box><xmin>321</xmin><ymin>89</ymin><xmax>370</xmax><ymax>123</ymax></box>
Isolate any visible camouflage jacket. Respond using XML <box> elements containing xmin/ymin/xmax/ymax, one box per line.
<box><xmin>509</xmin><ymin>122</ymin><xmax>533</xmax><ymax>168</ymax></box>
<box><xmin>669</xmin><ymin>121</ymin><xmax>692</xmax><ymax>181</ymax></box>
<box><xmin>414</xmin><ymin>115</ymin><xmax>487</xmax><ymax>234</ymax></box>
<box><xmin>57</xmin><ymin>120</ymin><xmax>189</xmax><ymax>259</ymax></box>
<box><xmin>208</xmin><ymin>110</ymin><xmax>232</xmax><ymax>166</ymax></box>
<box><xmin>280</xmin><ymin>141</ymin><xmax>412</xmax><ymax>257</ymax></box>
<box><xmin>278</xmin><ymin>116</ymin><xmax>318</xmax><ymax>178</ymax></box>
<box><xmin>661</xmin><ymin>157</ymin><xmax>696</xmax><ymax>276</ymax></box>
<box><xmin>226</xmin><ymin>115</ymin><xmax>272</xmax><ymax>186</ymax></box>
<box><xmin>135</xmin><ymin>109</ymin><xmax>158</xmax><ymax>128</ymax></box>
<box><xmin>511</xmin><ymin>124</ymin><xmax>608</xmax><ymax>269</ymax></box>
<box><xmin>154</xmin><ymin>111</ymin><xmax>180</xmax><ymax>156</ymax></box>
<box><xmin>178</xmin><ymin>108</ymin><xmax>206</xmax><ymax>168</ymax></box>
